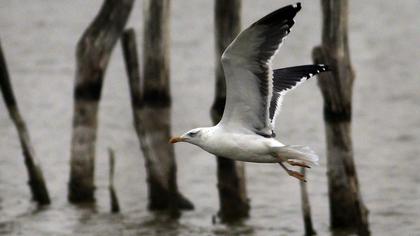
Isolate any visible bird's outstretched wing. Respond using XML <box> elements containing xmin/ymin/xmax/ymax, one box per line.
<box><xmin>219</xmin><ymin>3</ymin><xmax>301</xmax><ymax>137</ymax></box>
<box><xmin>269</xmin><ymin>64</ymin><xmax>329</xmax><ymax>129</ymax></box>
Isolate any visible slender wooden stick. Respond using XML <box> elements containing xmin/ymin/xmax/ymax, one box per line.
<box><xmin>122</xmin><ymin>28</ymin><xmax>193</xmax><ymax>213</ymax></box>
<box><xmin>108</xmin><ymin>148</ymin><xmax>120</xmax><ymax>213</ymax></box>
<box><xmin>299</xmin><ymin>168</ymin><xmax>316</xmax><ymax>236</ymax></box>
<box><xmin>68</xmin><ymin>0</ymin><xmax>134</xmax><ymax>203</ymax></box>
<box><xmin>313</xmin><ymin>0</ymin><xmax>370</xmax><ymax>235</ymax></box>
<box><xmin>0</xmin><ymin>41</ymin><xmax>50</xmax><ymax>205</ymax></box>
<box><xmin>212</xmin><ymin>0</ymin><xmax>249</xmax><ymax>222</ymax></box>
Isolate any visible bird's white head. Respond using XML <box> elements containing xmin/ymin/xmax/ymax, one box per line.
<box><xmin>169</xmin><ymin>127</ymin><xmax>209</xmax><ymax>146</ymax></box>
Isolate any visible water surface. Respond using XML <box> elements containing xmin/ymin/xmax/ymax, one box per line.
<box><xmin>0</xmin><ymin>0</ymin><xmax>419</xmax><ymax>235</ymax></box>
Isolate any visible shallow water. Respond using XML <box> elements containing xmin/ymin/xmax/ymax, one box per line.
<box><xmin>0</xmin><ymin>0</ymin><xmax>419</xmax><ymax>235</ymax></box>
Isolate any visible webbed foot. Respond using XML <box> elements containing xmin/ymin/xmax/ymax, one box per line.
<box><xmin>287</xmin><ymin>170</ymin><xmax>306</xmax><ymax>182</ymax></box>
<box><xmin>278</xmin><ymin>162</ymin><xmax>307</xmax><ymax>182</ymax></box>
<box><xmin>287</xmin><ymin>160</ymin><xmax>311</xmax><ymax>168</ymax></box>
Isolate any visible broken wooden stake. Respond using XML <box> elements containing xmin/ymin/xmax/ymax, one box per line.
<box><xmin>68</xmin><ymin>0</ymin><xmax>134</xmax><ymax>203</ymax></box>
<box><xmin>212</xmin><ymin>0</ymin><xmax>249</xmax><ymax>222</ymax></box>
<box><xmin>121</xmin><ymin>27</ymin><xmax>193</xmax><ymax>213</ymax></box>
<box><xmin>313</xmin><ymin>0</ymin><xmax>370</xmax><ymax>235</ymax></box>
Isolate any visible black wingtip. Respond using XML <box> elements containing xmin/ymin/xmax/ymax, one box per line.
<box><xmin>254</xmin><ymin>3</ymin><xmax>302</xmax><ymax>27</ymax></box>
<box><xmin>318</xmin><ymin>64</ymin><xmax>330</xmax><ymax>72</ymax></box>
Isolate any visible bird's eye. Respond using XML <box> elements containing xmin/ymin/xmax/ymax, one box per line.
<box><xmin>188</xmin><ymin>131</ymin><xmax>199</xmax><ymax>137</ymax></box>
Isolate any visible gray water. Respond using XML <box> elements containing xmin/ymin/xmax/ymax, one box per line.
<box><xmin>0</xmin><ymin>0</ymin><xmax>419</xmax><ymax>235</ymax></box>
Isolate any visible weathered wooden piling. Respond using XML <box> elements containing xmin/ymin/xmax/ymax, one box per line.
<box><xmin>312</xmin><ymin>0</ymin><xmax>370</xmax><ymax>235</ymax></box>
<box><xmin>212</xmin><ymin>0</ymin><xmax>249</xmax><ymax>222</ymax></box>
<box><xmin>122</xmin><ymin>27</ymin><xmax>193</xmax><ymax>212</ymax></box>
<box><xmin>0</xmin><ymin>41</ymin><xmax>50</xmax><ymax>205</ymax></box>
<box><xmin>68</xmin><ymin>0</ymin><xmax>134</xmax><ymax>203</ymax></box>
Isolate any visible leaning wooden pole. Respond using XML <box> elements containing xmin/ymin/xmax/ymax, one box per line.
<box><xmin>68</xmin><ymin>0</ymin><xmax>134</xmax><ymax>203</ymax></box>
<box><xmin>212</xmin><ymin>0</ymin><xmax>249</xmax><ymax>222</ymax></box>
<box><xmin>312</xmin><ymin>0</ymin><xmax>370</xmax><ymax>235</ymax></box>
<box><xmin>299</xmin><ymin>168</ymin><xmax>316</xmax><ymax>236</ymax></box>
<box><xmin>0</xmin><ymin>41</ymin><xmax>50</xmax><ymax>205</ymax></box>
<box><xmin>122</xmin><ymin>27</ymin><xmax>193</xmax><ymax>212</ymax></box>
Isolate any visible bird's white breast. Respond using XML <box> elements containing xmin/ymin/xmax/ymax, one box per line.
<box><xmin>199</xmin><ymin>127</ymin><xmax>282</xmax><ymax>163</ymax></box>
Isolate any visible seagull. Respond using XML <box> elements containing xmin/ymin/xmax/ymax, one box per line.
<box><xmin>170</xmin><ymin>3</ymin><xmax>329</xmax><ymax>182</ymax></box>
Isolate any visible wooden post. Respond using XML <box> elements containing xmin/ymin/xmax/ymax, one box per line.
<box><xmin>0</xmin><ymin>41</ymin><xmax>50</xmax><ymax>205</ymax></box>
<box><xmin>300</xmin><ymin>168</ymin><xmax>316</xmax><ymax>236</ymax></box>
<box><xmin>122</xmin><ymin>28</ymin><xmax>193</xmax><ymax>212</ymax></box>
<box><xmin>312</xmin><ymin>0</ymin><xmax>370</xmax><ymax>234</ymax></box>
<box><xmin>68</xmin><ymin>0</ymin><xmax>134</xmax><ymax>203</ymax></box>
<box><xmin>108</xmin><ymin>148</ymin><xmax>120</xmax><ymax>213</ymax></box>
<box><xmin>212</xmin><ymin>0</ymin><xmax>249</xmax><ymax>222</ymax></box>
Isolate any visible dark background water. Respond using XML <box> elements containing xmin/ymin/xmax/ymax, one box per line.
<box><xmin>0</xmin><ymin>0</ymin><xmax>419</xmax><ymax>235</ymax></box>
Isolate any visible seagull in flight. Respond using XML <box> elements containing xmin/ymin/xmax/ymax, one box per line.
<box><xmin>170</xmin><ymin>3</ymin><xmax>329</xmax><ymax>182</ymax></box>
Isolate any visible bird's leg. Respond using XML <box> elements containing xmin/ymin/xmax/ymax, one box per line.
<box><xmin>278</xmin><ymin>162</ymin><xmax>306</xmax><ymax>182</ymax></box>
<box><xmin>287</xmin><ymin>160</ymin><xmax>311</xmax><ymax>168</ymax></box>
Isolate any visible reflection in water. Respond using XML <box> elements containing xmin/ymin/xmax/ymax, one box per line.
<box><xmin>136</xmin><ymin>213</ymin><xmax>183</xmax><ymax>236</ymax></box>
<box><xmin>0</xmin><ymin>221</ymin><xmax>14</xmax><ymax>235</ymax></box>
<box><xmin>212</xmin><ymin>221</ymin><xmax>255</xmax><ymax>236</ymax></box>
<box><xmin>330</xmin><ymin>228</ymin><xmax>359</xmax><ymax>236</ymax></box>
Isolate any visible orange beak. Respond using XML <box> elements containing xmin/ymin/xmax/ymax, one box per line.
<box><xmin>169</xmin><ymin>136</ymin><xmax>186</xmax><ymax>144</ymax></box>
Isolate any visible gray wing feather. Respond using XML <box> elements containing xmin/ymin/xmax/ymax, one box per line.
<box><xmin>220</xmin><ymin>3</ymin><xmax>301</xmax><ymax>136</ymax></box>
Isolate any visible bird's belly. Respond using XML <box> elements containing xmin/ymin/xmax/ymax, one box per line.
<box><xmin>203</xmin><ymin>134</ymin><xmax>279</xmax><ymax>163</ymax></box>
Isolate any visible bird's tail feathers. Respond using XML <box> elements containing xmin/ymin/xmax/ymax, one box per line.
<box><xmin>274</xmin><ymin>145</ymin><xmax>319</xmax><ymax>166</ymax></box>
